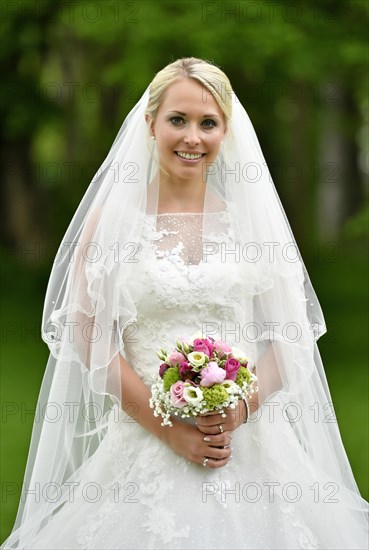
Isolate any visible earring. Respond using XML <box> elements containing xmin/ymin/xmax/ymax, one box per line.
<box><xmin>151</xmin><ymin>136</ymin><xmax>155</xmax><ymax>140</ymax></box>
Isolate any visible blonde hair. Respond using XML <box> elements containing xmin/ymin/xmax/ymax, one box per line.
<box><xmin>145</xmin><ymin>57</ymin><xmax>233</xmax><ymax>129</ymax></box>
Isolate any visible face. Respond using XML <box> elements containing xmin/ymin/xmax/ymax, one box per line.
<box><xmin>146</xmin><ymin>78</ymin><xmax>227</xmax><ymax>182</ymax></box>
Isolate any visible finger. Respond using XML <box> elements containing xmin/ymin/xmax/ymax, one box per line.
<box><xmin>202</xmin><ymin>445</ymin><xmax>232</xmax><ymax>462</ymax></box>
<box><xmin>196</xmin><ymin>414</ymin><xmax>223</xmax><ymax>427</ymax></box>
<box><xmin>197</xmin><ymin>410</ymin><xmax>228</xmax><ymax>421</ymax></box>
<box><xmin>204</xmin><ymin>441</ymin><xmax>232</xmax><ymax>449</ymax></box>
<box><xmin>202</xmin><ymin>453</ymin><xmax>233</xmax><ymax>469</ymax></box>
<box><xmin>219</xmin><ymin>418</ymin><xmax>238</xmax><ymax>431</ymax></box>
<box><xmin>196</xmin><ymin>423</ymin><xmax>226</xmax><ymax>436</ymax></box>
<box><xmin>203</xmin><ymin>433</ymin><xmax>232</xmax><ymax>447</ymax></box>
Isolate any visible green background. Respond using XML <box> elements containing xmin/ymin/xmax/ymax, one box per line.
<box><xmin>1</xmin><ymin>0</ymin><xmax>368</xmax><ymax>543</ymax></box>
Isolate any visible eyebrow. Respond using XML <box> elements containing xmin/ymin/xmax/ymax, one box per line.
<box><xmin>166</xmin><ymin>110</ymin><xmax>221</xmax><ymax>118</ymax></box>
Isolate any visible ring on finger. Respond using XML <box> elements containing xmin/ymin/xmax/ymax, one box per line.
<box><xmin>218</xmin><ymin>424</ymin><xmax>224</xmax><ymax>434</ymax></box>
<box><xmin>202</xmin><ymin>457</ymin><xmax>209</xmax><ymax>468</ymax></box>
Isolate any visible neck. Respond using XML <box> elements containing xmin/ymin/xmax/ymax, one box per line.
<box><xmin>158</xmin><ymin>172</ymin><xmax>206</xmax><ymax>211</ymax></box>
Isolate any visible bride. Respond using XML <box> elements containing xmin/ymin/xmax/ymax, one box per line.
<box><xmin>2</xmin><ymin>57</ymin><xmax>368</xmax><ymax>549</ymax></box>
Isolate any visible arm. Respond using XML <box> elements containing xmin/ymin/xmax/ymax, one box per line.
<box><xmin>119</xmin><ymin>353</ymin><xmax>171</xmax><ymax>444</ymax></box>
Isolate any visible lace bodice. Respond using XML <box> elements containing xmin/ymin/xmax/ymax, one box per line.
<box><xmin>119</xmin><ymin>210</ymin><xmax>255</xmax><ymax>385</ymax></box>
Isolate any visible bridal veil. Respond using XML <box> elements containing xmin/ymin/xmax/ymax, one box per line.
<box><xmin>2</xmin><ymin>58</ymin><xmax>368</xmax><ymax>548</ymax></box>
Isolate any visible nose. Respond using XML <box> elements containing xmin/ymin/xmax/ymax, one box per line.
<box><xmin>183</xmin><ymin>124</ymin><xmax>200</xmax><ymax>146</ymax></box>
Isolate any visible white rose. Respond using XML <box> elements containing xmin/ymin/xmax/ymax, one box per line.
<box><xmin>187</xmin><ymin>351</ymin><xmax>206</xmax><ymax>367</ymax></box>
<box><xmin>183</xmin><ymin>385</ymin><xmax>203</xmax><ymax>406</ymax></box>
<box><xmin>222</xmin><ymin>380</ymin><xmax>238</xmax><ymax>394</ymax></box>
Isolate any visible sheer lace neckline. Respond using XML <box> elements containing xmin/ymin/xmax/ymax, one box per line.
<box><xmin>148</xmin><ymin>211</ymin><xmax>227</xmax><ymax>217</ymax></box>
<box><xmin>142</xmin><ymin>209</ymin><xmax>231</xmax><ymax>268</ymax></box>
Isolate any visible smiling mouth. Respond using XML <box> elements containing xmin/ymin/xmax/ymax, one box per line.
<box><xmin>175</xmin><ymin>151</ymin><xmax>206</xmax><ymax>160</ymax></box>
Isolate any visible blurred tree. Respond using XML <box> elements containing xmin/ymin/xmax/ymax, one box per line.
<box><xmin>1</xmin><ymin>1</ymin><xmax>61</xmax><ymax>255</ymax></box>
<box><xmin>1</xmin><ymin>0</ymin><xmax>367</xmax><ymax>265</ymax></box>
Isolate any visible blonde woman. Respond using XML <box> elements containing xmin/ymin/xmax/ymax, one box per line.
<box><xmin>2</xmin><ymin>57</ymin><xmax>368</xmax><ymax>549</ymax></box>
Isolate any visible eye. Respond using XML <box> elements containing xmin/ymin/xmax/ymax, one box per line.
<box><xmin>169</xmin><ymin>116</ymin><xmax>184</xmax><ymax>125</ymax></box>
<box><xmin>202</xmin><ymin>119</ymin><xmax>217</xmax><ymax>128</ymax></box>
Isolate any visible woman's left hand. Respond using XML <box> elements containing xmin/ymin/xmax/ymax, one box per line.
<box><xmin>195</xmin><ymin>400</ymin><xmax>247</xmax><ymax>436</ymax></box>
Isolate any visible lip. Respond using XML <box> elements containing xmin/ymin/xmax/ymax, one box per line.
<box><xmin>174</xmin><ymin>151</ymin><xmax>206</xmax><ymax>164</ymax></box>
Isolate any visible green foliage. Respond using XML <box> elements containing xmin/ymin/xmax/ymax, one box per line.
<box><xmin>163</xmin><ymin>366</ymin><xmax>180</xmax><ymax>391</ymax></box>
<box><xmin>235</xmin><ymin>366</ymin><xmax>252</xmax><ymax>387</ymax></box>
<box><xmin>2</xmin><ymin>0</ymin><xmax>368</xmax><ymax>248</ymax></box>
<box><xmin>342</xmin><ymin>201</ymin><xmax>369</xmax><ymax>240</ymax></box>
<box><xmin>201</xmin><ymin>384</ymin><xmax>229</xmax><ymax>409</ymax></box>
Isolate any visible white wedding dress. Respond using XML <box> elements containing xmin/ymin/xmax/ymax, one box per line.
<box><xmin>25</xmin><ymin>212</ymin><xmax>367</xmax><ymax>550</ymax></box>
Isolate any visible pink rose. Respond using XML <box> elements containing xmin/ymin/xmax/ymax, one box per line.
<box><xmin>213</xmin><ymin>340</ymin><xmax>232</xmax><ymax>354</ymax></box>
<box><xmin>225</xmin><ymin>358</ymin><xmax>240</xmax><ymax>381</ymax></box>
<box><xmin>170</xmin><ymin>380</ymin><xmax>187</xmax><ymax>408</ymax></box>
<box><xmin>193</xmin><ymin>339</ymin><xmax>214</xmax><ymax>357</ymax></box>
<box><xmin>159</xmin><ymin>363</ymin><xmax>170</xmax><ymax>378</ymax></box>
<box><xmin>204</xmin><ymin>337</ymin><xmax>215</xmax><ymax>357</ymax></box>
<box><xmin>200</xmin><ymin>362</ymin><xmax>227</xmax><ymax>387</ymax></box>
<box><xmin>168</xmin><ymin>351</ymin><xmax>186</xmax><ymax>366</ymax></box>
<box><xmin>179</xmin><ymin>362</ymin><xmax>196</xmax><ymax>381</ymax></box>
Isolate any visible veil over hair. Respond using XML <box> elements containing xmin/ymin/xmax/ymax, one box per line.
<box><xmin>2</xmin><ymin>59</ymin><xmax>368</xmax><ymax>548</ymax></box>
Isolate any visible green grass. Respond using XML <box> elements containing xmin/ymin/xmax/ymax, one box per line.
<box><xmin>307</xmin><ymin>238</ymin><xmax>368</xmax><ymax>498</ymax></box>
<box><xmin>1</xmin><ymin>240</ymin><xmax>368</xmax><ymax>543</ymax></box>
<box><xmin>1</xmin><ymin>266</ymin><xmax>49</xmax><ymax>543</ymax></box>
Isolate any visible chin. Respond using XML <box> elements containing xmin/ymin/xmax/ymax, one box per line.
<box><xmin>166</xmin><ymin>162</ymin><xmax>203</xmax><ymax>175</ymax></box>
<box><xmin>172</xmin><ymin>169</ymin><xmax>201</xmax><ymax>180</ymax></box>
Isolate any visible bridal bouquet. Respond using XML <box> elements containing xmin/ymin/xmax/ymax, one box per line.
<box><xmin>149</xmin><ymin>334</ymin><xmax>258</xmax><ymax>427</ymax></box>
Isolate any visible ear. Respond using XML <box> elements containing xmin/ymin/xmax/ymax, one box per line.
<box><xmin>145</xmin><ymin>114</ymin><xmax>155</xmax><ymax>138</ymax></box>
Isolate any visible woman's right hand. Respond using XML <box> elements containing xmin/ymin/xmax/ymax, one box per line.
<box><xmin>164</xmin><ymin>419</ymin><xmax>233</xmax><ymax>469</ymax></box>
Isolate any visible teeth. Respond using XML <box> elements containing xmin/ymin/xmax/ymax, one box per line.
<box><xmin>176</xmin><ymin>152</ymin><xmax>203</xmax><ymax>160</ymax></box>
